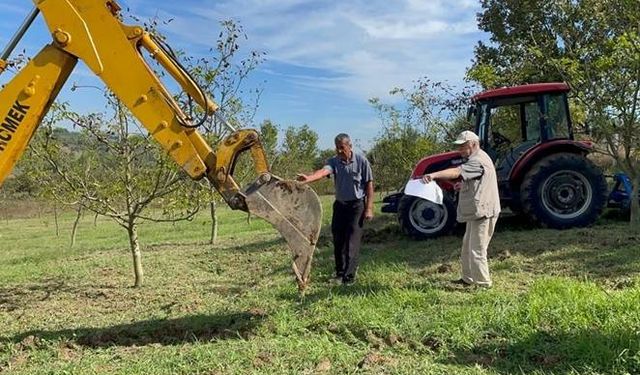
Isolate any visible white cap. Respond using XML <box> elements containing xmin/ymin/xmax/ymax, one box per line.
<box><xmin>452</xmin><ymin>130</ymin><xmax>480</xmax><ymax>145</ymax></box>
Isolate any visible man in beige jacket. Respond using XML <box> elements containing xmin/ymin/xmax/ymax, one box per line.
<box><xmin>422</xmin><ymin>131</ymin><xmax>501</xmax><ymax>287</ymax></box>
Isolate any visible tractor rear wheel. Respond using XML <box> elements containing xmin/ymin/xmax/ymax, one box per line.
<box><xmin>520</xmin><ymin>153</ymin><xmax>607</xmax><ymax>228</ymax></box>
<box><xmin>397</xmin><ymin>193</ymin><xmax>457</xmax><ymax>239</ymax></box>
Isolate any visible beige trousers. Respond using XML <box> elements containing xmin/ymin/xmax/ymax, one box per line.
<box><xmin>461</xmin><ymin>216</ymin><xmax>497</xmax><ymax>287</ymax></box>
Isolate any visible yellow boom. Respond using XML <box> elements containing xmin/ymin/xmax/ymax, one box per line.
<box><xmin>0</xmin><ymin>0</ymin><xmax>321</xmax><ymax>289</ymax></box>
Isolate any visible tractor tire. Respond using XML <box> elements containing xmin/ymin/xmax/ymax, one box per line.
<box><xmin>520</xmin><ymin>153</ymin><xmax>607</xmax><ymax>229</ymax></box>
<box><xmin>397</xmin><ymin>193</ymin><xmax>457</xmax><ymax>239</ymax></box>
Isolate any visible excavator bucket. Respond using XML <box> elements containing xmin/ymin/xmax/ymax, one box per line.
<box><xmin>244</xmin><ymin>176</ymin><xmax>322</xmax><ymax>291</ymax></box>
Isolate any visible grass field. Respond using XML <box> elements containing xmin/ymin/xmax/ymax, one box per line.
<box><xmin>1</xmin><ymin>197</ymin><xmax>639</xmax><ymax>374</ymax></box>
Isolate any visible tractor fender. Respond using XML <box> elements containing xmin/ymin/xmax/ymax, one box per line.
<box><xmin>410</xmin><ymin>151</ymin><xmax>464</xmax><ymax>191</ymax></box>
<box><xmin>509</xmin><ymin>140</ymin><xmax>594</xmax><ymax>188</ymax></box>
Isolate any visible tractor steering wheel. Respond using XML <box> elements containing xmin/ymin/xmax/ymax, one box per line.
<box><xmin>492</xmin><ymin>131</ymin><xmax>511</xmax><ymax>148</ymax></box>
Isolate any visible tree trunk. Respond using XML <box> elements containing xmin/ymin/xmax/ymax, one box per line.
<box><xmin>70</xmin><ymin>204</ymin><xmax>82</xmax><ymax>249</ymax></box>
<box><xmin>94</xmin><ymin>212</ymin><xmax>99</xmax><ymax>227</ymax></box>
<box><xmin>54</xmin><ymin>204</ymin><xmax>59</xmax><ymax>237</ymax></box>
<box><xmin>209</xmin><ymin>200</ymin><xmax>218</xmax><ymax>245</ymax></box>
<box><xmin>127</xmin><ymin>223</ymin><xmax>144</xmax><ymax>287</ymax></box>
<box><xmin>630</xmin><ymin>174</ymin><xmax>640</xmax><ymax>229</ymax></box>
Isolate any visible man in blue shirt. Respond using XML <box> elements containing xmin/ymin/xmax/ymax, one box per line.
<box><xmin>297</xmin><ymin>133</ymin><xmax>374</xmax><ymax>285</ymax></box>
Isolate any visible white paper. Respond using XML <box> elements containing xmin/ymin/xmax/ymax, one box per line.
<box><xmin>404</xmin><ymin>178</ymin><xmax>443</xmax><ymax>205</ymax></box>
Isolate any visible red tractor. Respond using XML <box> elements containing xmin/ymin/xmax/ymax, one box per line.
<box><xmin>382</xmin><ymin>83</ymin><xmax>608</xmax><ymax>238</ymax></box>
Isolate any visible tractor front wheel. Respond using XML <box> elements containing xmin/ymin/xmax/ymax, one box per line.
<box><xmin>520</xmin><ymin>153</ymin><xmax>607</xmax><ymax>229</ymax></box>
<box><xmin>397</xmin><ymin>193</ymin><xmax>457</xmax><ymax>239</ymax></box>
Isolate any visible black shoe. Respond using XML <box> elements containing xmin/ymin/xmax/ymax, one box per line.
<box><xmin>450</xmin><ymin>278</ymin><xmax>472</xmax><ymax>286</ymax></box>
<box><xmin>342</xmin><ymin>276</ymin><xmax>356</xmax><ymax>286</ymax></box>
<box><xmin>329</xmin><ymin>273</ymin><xmax>344</xmax><ymax>285</ymax></box>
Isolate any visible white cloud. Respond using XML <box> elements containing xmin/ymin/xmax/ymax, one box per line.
<box><xmin>139</xmin><ymin>0</ymin><xmax>484</xmax><ymax>107</ymax></box>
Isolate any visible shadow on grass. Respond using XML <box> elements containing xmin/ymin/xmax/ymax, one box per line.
<box><xmin>2</xmin><ymin>311</ymin><xmax>266</xmax><ymax>348</ymax></box>
<box><xmin>448</xmin><ymin>327</ymin><xmax>640</xmax><ymax>374</ymax></box>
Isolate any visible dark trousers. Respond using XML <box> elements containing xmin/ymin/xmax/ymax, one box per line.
<box><xmin>331</xmin><ymin>199</ymin><xmax>364</xmax><ymax>280</ymax></box>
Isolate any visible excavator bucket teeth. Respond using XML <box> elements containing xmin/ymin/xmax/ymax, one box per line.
<box><xmin>244</xmin><ymin>177</ymin><xmax>322</xmax><ymax>291</ymax></box>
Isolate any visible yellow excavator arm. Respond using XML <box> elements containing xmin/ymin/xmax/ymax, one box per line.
<box><xmin>0</xmin><ymin>0</ymin><xmax>321</xmax><ymax>289</ymax></box>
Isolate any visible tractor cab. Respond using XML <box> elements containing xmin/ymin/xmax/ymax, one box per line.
<box><xmin>468</xmin><ymin>83</ymin><xmax>573</xmax><ymax>188</ymax></box>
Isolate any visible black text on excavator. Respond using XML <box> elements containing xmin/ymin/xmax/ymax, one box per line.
<box><xmin>0</xmin><ymin>0</ymin><xmax>322</xmax><ymax>290</ymax></box>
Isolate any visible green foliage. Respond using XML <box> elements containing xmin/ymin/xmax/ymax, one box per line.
<box><xmin>310</xmin><ymin>148</ymin><xmax>336</xmax><ymax>195</ymax></box>
<box><xmin>368</xmin><ymin>126</ymin><xmax>436</xmax><ymax>192</ymax></box>
<box><xmin>259</xmin><ymin>120</ymin><xmax>279</xmax><ymax>167</ymax></box>
<box><xmin>313</xmin><ymin>148</ymin><xmax>335</xmax><ymax>171</ymax></box>
<box><xmin>272</xmin><ymin>124</ymin><xmax>319</xmax><ymax>177</ymax></box>
<box><xmin>368</xmin><ymin>79</ymin><xmax>472</xmax><ymax>192</ymax></box>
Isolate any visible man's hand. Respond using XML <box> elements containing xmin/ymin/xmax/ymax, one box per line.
<box><xmin>296</xmin><ymin>173</ymin><xmax>310</xmax><ymax>183</ymax></box>
<box><xmin>421</xmin><ymin>174</ymin><xmax>434</xmax><ymax>183</ymax></box>
<box><xmin>364</xmin><ymin>207</ymin><xmax>374</xmax><ymax>221</ymax></box>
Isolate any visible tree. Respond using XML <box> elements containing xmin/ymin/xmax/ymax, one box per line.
<box><xmin>31</xmin><ymin>95</ymin><xmax>201</xmax><ymax>287</ymax></box>
<box><xmin>305</xmin><ymin>148</ymin><xmax>336</xmax><ymax>196</ymax></box>
<box><xmin>468</xmin><ymin>0</ymin><xmax>640</xmax><ymax>225</ymax></box>
<box><xmin>273</xmin><ymin>124</ymin><xmax>320</xmax><ymax>177</ymax></box>
<box><xmin>368</xmin><ymin>126</ymin><xmax>436</xmax><ymax>194</ymax></box>
<box><xmin>368</xmin><ymin>79</ymin><xmax>469</xmax><ymax>192</ymax></box>
<box><xmin>178</xmin><ymin>19</ymin><xmax>266</xmax><ymax>244</ymax></box>
<box><xmin>259</xmin><ymin>120</ymin><xmax>279</xmax><ymax>168</ymax></box>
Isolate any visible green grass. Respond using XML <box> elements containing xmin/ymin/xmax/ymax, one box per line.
<box><xmin>0</xmin><ymin>197</ymin><xmax>639</xmax><ymax>374</ymax></box>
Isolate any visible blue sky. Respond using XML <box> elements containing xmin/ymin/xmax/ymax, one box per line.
<box><xmin>0</xmin><ymin>0</ymin><xmax>486</xmax><ymax>150</ymax></box>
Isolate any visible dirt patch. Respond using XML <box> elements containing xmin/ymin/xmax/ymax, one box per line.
<box><xmin>357</xmin><ymin>351</ymin><xmax>398</xmax><ymax>369</ymax></box>
<box><xmin>0</xmin><ymin>278</ymin><xmax>77</xmax><ymax>311</ymax></box>
<box><xmin>58</xmin><ymin>341</ymin><xmax>81</xmax><ymax>361</ymax></box>
<box><xmin>247</xmin><ymin>307</ymin><xmax>267</xmax><ymax>317</ymax></box>
<box><xmin>276</xmin><ymin>180</ymin><xmax>306</xmax><ymax>194</ymax></box>
<box><xmin>357</xmin><ymin>351</ymin><xmax>384</xmax><ymax>368</ymax></box>
<box><xmin>386</xmin><ymin>333</ymin><xmax>400</xmax><ymax>346</ymax></box>
<box><xmin>365</xmin><ymin>330</ymin><xmax>384</xmax><ymax>348</ymax></box>
<box><xmin>437</xmin><ymin>263</ymin><xmax>453</xmax><ymax>273</ymax></box>
<box><xmin>422</xmin><ymin>336</ymin><xmax>443</xmax><ymax>352</ymax></box>
<box><xmin>252</xmin><ymin>351</ymin><xmax>273</xmax><ymax>368</ymax></box>
<box><xmin>315</xmin><ymin>357</ymin><xmax>332</xmax><ymax>372</ymax></box>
